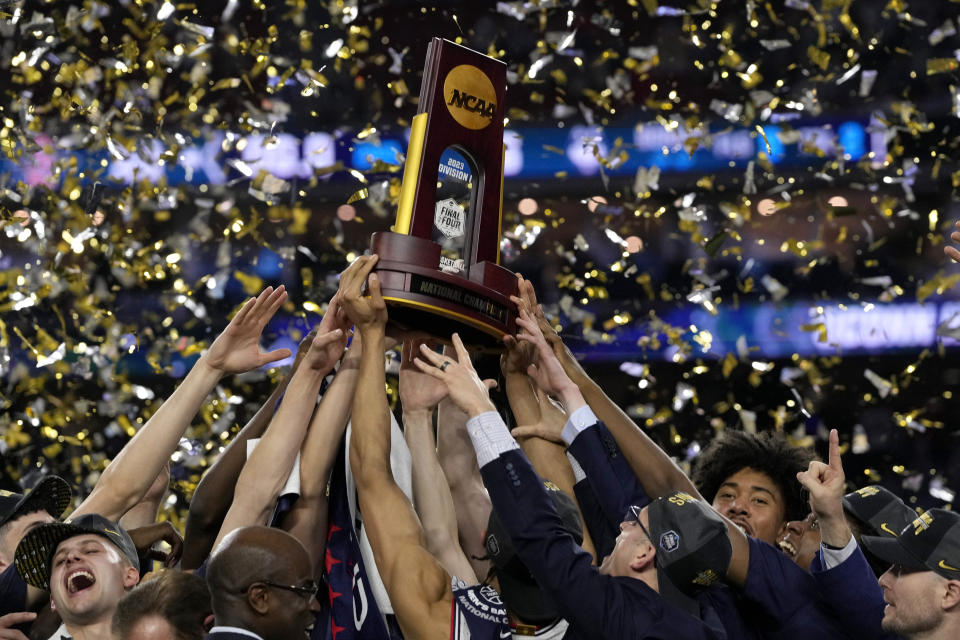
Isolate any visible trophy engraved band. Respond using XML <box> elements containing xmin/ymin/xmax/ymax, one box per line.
<box><xmin>370</xmin><ymin>37</ymin><xmax>519</xmax><ymax>345</ymax></box>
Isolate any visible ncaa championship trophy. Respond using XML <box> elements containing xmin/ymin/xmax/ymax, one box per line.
<box><xmin>370</xmin><ymin>37</ymin><xmax>519</xmax><ymax>346</ymax></box>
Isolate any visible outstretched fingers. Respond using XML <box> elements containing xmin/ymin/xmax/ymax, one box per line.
<box><xmin>515</xmin><ymin>310</ymin><xmax>550</xmax><ymax>356</ymax></box>
<box><xmin>261</xmin><ymin>285</ymin><xmax>288</xmax><ymax>323</ymax></box>
<box><xmin>412</xmin><ymin>357</ymin><xmax>445</xmax><ymax>379</ymax></box>
<box><xmin>417</xmin><ymin>342</ymin><xmax>446</xmax><ymax>368</ymax></box>
<box><xmin>230</xmin><ymin>294</ymin><xmax>259</xmax><ymax>326</ymax></box>
<box><xmin>451</xmin><ymin>333</ymin><xmax>471</xmax><ymax>367</ymax></box>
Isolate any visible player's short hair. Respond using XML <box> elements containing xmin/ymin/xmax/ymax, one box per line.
<box><xmin>112</xmin><ymin>570</ymin><xmax>211</xmax><ymax>640</ymax></box>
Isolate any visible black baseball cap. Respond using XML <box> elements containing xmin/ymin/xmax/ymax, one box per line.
<box><xmin>0</xmin><ymin>476</ymin><xmax>72</xmax><ymax>529</ymax></box>
<box><xmin>485</xmin><ymin>482</ymin><xmax>583</xmax><ymax>625</ymax></box>
<box><xmin>14</xmin><ymin>513</ymin><xmax>140</xmax><ymax>589</ymax></box>
<box><xmin>861</xmin><ymin>509</ymin><xmax>960</xmax><ymax>581</ymax></box>
<box><xmin>639</xmin><ymin>491</ymin><xmax>732</xmax><ymax>616</ymax></box>
<box><xmin>843</xmin><ymin>485</ymin><xmax>914</xmax><ymax>538</ymax></box>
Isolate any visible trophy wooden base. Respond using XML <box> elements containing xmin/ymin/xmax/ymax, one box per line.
<box><xmin>370</xmin><ymin>231</ymin><xmax>519</xmax><ymax>347</ymax></box>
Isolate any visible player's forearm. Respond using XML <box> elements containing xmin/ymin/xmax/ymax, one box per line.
<box><xmin>213</xmin><ymin>365</ymin><xmax>327</xmax><ymax>545</ymax></box>
<box><xmin>299</xmin><ymin>346</ymin><xmax>359</xmax><ymax>498</ymax></box>
<box><xmin>280</xmin><ymin>496</ymin><xmax>329</xmax><ymax>578</ymax></box>
<box><xmin>403</xmin><ymin>410</ymin><xmax>459</xmax><ymax>550</ymax></box>
<box><xmin>350</xmin><ymin>326</ymin><xmax>390</xmax><ymax>480</ymax></box>
<box><xmin>577</xmin><ymin>379</ymin><xmax>699</xmax><ymax>500</ymax></box>
<box><xmin>191</xmin><ymin>379</ymin><xmax>286</xmax><ymax>506</ymax></box>
<box><xmin>437</xmin><ymin>397</ymin><xmax>492</xmax><ymax>579</ymax></box>
<box><xmin>181</xmin><ymin>379</ymin><xmax>285</xmax><ymax>568</ymax></box>
<box><xmin>118</xmin><ymin>496</ymin><xmax>161</xmax><ymax>530</ymax></box>
<box><xmin>236</xmin><ymin>365</ymin><xmax>327</xmax><ymax>497</ymax></box>
<box><xmin>75</xmin><ymin>359</ymin><xmax>223</xmax><ymax>520</ymax></box>
<box><xmin>437</xmin><ymin>398</ymin><xmax>480</xmax><ymax>486</ymax></box>
<box><xmin>503</xmin><ymin>371</ymin><xmax>540</xmax><ymax>426</ymax></box>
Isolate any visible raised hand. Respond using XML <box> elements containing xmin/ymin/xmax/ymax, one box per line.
<box><xmin>400</xmin><ymin>339</ymin><xmax>449</xmax><ymax>412</ymax></box>
<box><xmin>318</xmin><ymin>292</ymin><xmax>353</xmax><ymax>336</ymax></box>
<box><xmin>501</xmin><ymin>333</ymin><xmax>536</xmax><ymax>376</ymax></box>
<box><xmin>947</xmin><ymin>220</ymin><xmax>960</xmax><ymax>262</ymax></box>
<box><xmin>202</xmin><ymin>286</ymin><xmax>292</xmax><ymax>375</ymax></box>
<box><xmin>511</xmin><ymin>276</ymin><xmax>590</xmax><ymax>387</ymax></box>
<box><xmin>301</xmin><ymin>327</ymin><xmax>347</xmax><ymax>373</ymax></box>
<box><xmin>513</xmin><ymin>275</ymin><xmax>557</xmax><ymax>346</ymax></box>
<box><xmin>515</xmin><ymin>308</ymin><xmax>578</xmax><ymax>399</ymax></box>
<box><xmin>338</xmin><ymin>255</ymin><xmax>387</xmax><ymax>330</ymax></box>
<box><xmin>414</xmin><ymin>334</ymin><xmax>497</xmax><ymax>417</ymax></box>
<box><xmin>128</xmin><ymin>521</ymin><xmax>184</xmax><ymax>569</ymax></box>
<box><xmin>796</xmin><ymin>428</ymin><xmax>851</xmax><ymax>547</ymax></box>
<box><xmin>290</xmin><ymin>326</ymin><xmax>320</xmax><ymax>374</ymax></box>
<box><xmin>510</xmin><ymin>388</ymin><xmax>567</xmax><ymax>445</ymax></box>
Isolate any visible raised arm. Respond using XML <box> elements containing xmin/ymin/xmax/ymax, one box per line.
<box><xmin>502</xmin><ymin>330</ymin><xmax>596</xmax><ymax>562</ymax></box>
<box><xmin>118</xmin><ymin>463</ymin><xmax>170</xmax><ymax>530</ymax></box>
<box><xmin>436</xmin><ymin>389</ymin><xmax>492</xmax><ymax>582</ymax></box>
<box><xmin>181</xmin><ymin>368</ymin><xmax>288</xmax><ymax>570</ymax></box>
<box><xmin>340</xmin><ymin>255</ymin><xmax>456</xmax><ymax>639</ymax></box>
<box><xmin>282</xmin><ymin>303</ymin><xmax>359</xmax><ymax>576</ymax></box>
<box><xmin>514</xmin><ymin>277</ymin><xmax>698</xmax><ymax>501</ymax></box>
<box><xmin>415</xmin><ymin>335</ymin><xmax>726</xmax><ymax>639</ymax></box>
<box><xmin>212</xmin><ymin>323</ymin><xmax>346</xmax><ymax>549</ymax></box>
<box><xmin>399</xmin><ymin>339</ymin><xmax>478</xmax><ymax>585</ymax></box>
<box><xmin>513</xmin><ymin>305</ymin><xmax>751</xmax><ymax>584</ymax></box>
<box><xmin>798</xmin><ymin>429</ymin><xmax>891</xmax><ymax>639</ymax></box>
<box><xmin>72</xmin><ymin>286</ymin><xmax>292</xmax><ymax>523</ymax></box>
<box><xmin>184</xmin><ymin>325</ymin><xmax>322</xmax><ymax>569</ymax></box>
<box><xmin>796</xmin><ymin>429</ymin><xmax>852</xmax><ymax>549</ymax></box>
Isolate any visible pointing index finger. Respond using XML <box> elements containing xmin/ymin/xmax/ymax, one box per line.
<box><xmin>828</xmin><ymin>428</ymin><xmax>841</xmax><ymax>471</ymax></box>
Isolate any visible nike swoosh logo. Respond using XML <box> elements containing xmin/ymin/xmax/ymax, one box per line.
<box><xmin>880</xmin><ymin>523</ymin><xmax>899</xmax><ymax>537</ymax></box>
<box><xmin>939</xmin><ymin>560</ymin><xmax>960</xmax><ymax>572</ymax></box>
<box><xmin>103</xmin><ymin>528</ymin><xmax>120</xmax><ymax>535</ymax></box>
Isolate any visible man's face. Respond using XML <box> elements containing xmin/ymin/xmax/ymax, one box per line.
<box><xmin>600</xmin><ymin>506</ymin><xmax>655</xmax><ymax>578</ymax></box>
<box><xmin>777</xmin><ymin>512</ymin><xmax>821</xmax><ymax>570</ymax></box>
<box><xmin>878</xmin><ymin>565</ymin><xmax>946</xmax><ymax>636</ymax></box>
<box><xmin>263</xmin><ymin>560</ymin><xmax>320</xmax><ymax>640</ymax></box>
<box><xmin>712</xmin><ymin>467</ymin><xmax>787</xmax><ymax>544</ymax></box>
<box><xmin>0</xmin><ymin>510</ymin><xmax>55</xmax><ymax>570</ymax></box>
<box><xmin>49</xmin><ymin>534</ymin><xmax>138</xmax><ymax>626</ymax></box>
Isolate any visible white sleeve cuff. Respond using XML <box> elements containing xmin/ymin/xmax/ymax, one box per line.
<box><xmin>561</xmin><ymin>406</ymin><xmax>599</xmax><ymax>445</ymax></box>
<box><xmin>566</xmin><ymin>452</ymin><xmax>587</xmax><ymax>483</ymax></box>
<box><xmin>465</xmin><ymin>411</ymin><xmax>520</xmax><ymax>468</ymax></box>
<box><xmin>820</xmin><ymin>534</ymin><xmax>857</xmax><ymax>569</ymax></box>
